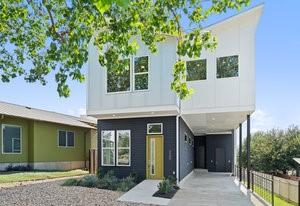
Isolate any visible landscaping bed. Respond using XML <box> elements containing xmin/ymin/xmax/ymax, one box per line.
<box><xmin>0</xmin><ymin>179</ymin><xmax>148</xmax><ymax>206</ymax></box>
<box><xmin>62</xmin><ymin>170</ymin><xmax>143</xmax><ymax>192</ymax></box>
<box><xmin>152</xmin><ymin>176</ymin><xmax>179</xmax><ymax>199</ymax></box>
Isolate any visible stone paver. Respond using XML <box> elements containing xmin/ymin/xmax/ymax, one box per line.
<box><xmin>169</xmin><ymin>171</ymin><xmax>253</xmax><ymax>206</ymax></box>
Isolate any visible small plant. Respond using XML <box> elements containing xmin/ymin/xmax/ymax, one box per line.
<box><xmin>61</xmin><ymin>178</ymin><xmax>79</xmax><ymax>186</ymax></box>
<box><xmin>97</xmin><ymin>169</ymin><xmax>105</xmax><ymax>179</ymax></box>
<box><xmin>158</xmin><ymin>178</ymin><xmax>173</xmax><ymax>194</ymax></box>
<box><xmin>129</xmin><ymin>172</ymin><xmax>144</xmax><ymax>184</ymax></box>
<box><xmin>78</xmin><ymin>175</ymin><xmax>99</xmax><ymax>188</ymax></box>
<box><xmin>97</xmin><ymin>171</ymin><xmax>119</xmax><ymax>190</ymax></box>
<box><xmin>167</xmin><ymin>175</ymin><xmax>177</xmax><ymax>186</ymax></box>
<box><xmin>6</xmin><ymin>165</ymin><xmax>32</xmax><ymax>171</ymax></box>
<box><xmin>117</xmin><ymin>176</ymin><xmax>136</xmax><ymax>192</ymax></box>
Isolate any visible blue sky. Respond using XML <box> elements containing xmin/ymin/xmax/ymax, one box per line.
<box><xmin>0</xmin><ymin>1</ymin><xmax>299</xmax><ymax>133</ymax></box>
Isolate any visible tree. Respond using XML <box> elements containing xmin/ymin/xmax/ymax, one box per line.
<box><xmin>238</xmin><ymin>126</ymin><xmax>300</xmax><ymax>174</ymax></box>
<box><xmin>0</xmin><ymin>0</ymin><xmax>249</xmax><ymax>98</ymax></box>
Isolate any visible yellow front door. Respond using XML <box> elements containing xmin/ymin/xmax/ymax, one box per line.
<box><xmin>146</xmin><ymin>135</ymin><xmax>164</xmax><ymax>179</ymax></box>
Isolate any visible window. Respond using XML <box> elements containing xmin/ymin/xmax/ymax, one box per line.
<box><xmin>186</xmin><ymin>59</ymin><xmax>207</xmax><ymax>81</ymax></box>
<box><xmin>188</xmin><ymin>136</ymin><xmax>192</xmax><ymax>145</ymax></box>
<box><xmin>217</xmin><ymin>55</ymin><xmax>239</xmax><ymax>78</ymax></box>
<box><xmin>147</xmin><ymin>123</ymin><xmax>163</xmax><ymax>134</ymax></box>
<box><xmin>107</xmin><ymin>59</ymin><xmax>130</xmax><ymax>93</ymax></box>
<box><xmin>58</xmin><ymin>130</ymin><xmax>75</xmax><ymax>147</ymax></box>
<box><xmin>117</xmin><ymin>130</ymin><xmax>131</xmax><ymax>166</ymax></box>
<box><xmin>134</xmin><ymin>56</ymin><xmax>149</xmax><ymax>90</ymax></box>
<box><xmin>2</xmin><ymin>125</ymin><xmax>21</xmax><ymax>154</ymax></box>
<box><xmin>102</xmin><ymin>130</ymin><xmax>115</xmax><ymax>166</ymax></box>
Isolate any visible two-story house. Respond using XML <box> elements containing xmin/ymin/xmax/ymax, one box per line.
<box><xmin>87</xmin><ymin>5</ymin><xmax>263</xmax><ymax>182</ymax></box>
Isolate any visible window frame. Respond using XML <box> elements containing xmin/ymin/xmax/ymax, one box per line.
<box><xmin>147</xmin><ymin>123</ymin><xmax>163</xmax><ymax>135</ymax></box>
<box><xmin>106</xmin><ymin>58</ymin><xmax>132</xmax><ymax>94</ymax></box>
<box><xmin>101</xmin><ymin>130</ymin><xmax>116</xmax><ymax>166</ymax></box>
<box><xmin>57</xmin><ymin>130</ymin><xmax>75</xmax><ymax>148</ymax></box>
<box><xmin>216</xmin><ymin>55</ymin><xmax>239</xmax><ymax>79</ymax></box>
<box><xmin>186</xmin><ymin>59</ymin><xmax>207</xmax><ymax>81</ymax></box>
<box><xmin>116</xmin><ymin>130</ymin><xmax>131</xmax><ymax>167</ymax></box>
<box><xmin>133</xmin><ymin>56</ymin><xmax>150</xmax><ymax>92</ymax></box>
<box><xmin>1</xmin><ymin>124</ymin><xmax>22</xmax><ymax>155</ymax></box>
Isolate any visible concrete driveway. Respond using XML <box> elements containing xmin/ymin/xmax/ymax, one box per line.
<box><xmin>169</xmin><ymin>170</ymin><xmax>253</xmax><ymax>206</ymax></box>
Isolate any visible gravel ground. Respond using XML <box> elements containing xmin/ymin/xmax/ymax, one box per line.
<box><xmin>0</xmin><ymin>180</ymin><xmax>151</xmax><ymax>206</ymax></box>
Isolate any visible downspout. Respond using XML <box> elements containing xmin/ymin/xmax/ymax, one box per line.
<box><xmin>176</xmin><ymin>115</ymin><xmax>180</xmax><ymax>183</ymax></box>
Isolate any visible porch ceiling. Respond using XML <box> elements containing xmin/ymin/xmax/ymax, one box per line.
<box><xmin>182</xmin><ymin>111</ymin><xmax>251</xmax><ymax>135</ymax></box>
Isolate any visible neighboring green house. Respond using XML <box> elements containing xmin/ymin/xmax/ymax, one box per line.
<box><xmin>0</xmin><ymin>101</ymin><xmax>97</xmax><ymax>171</ymax></box>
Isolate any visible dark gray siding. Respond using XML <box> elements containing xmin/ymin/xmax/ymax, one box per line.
<box><xmin>205</xmin><ymin>134</ymin><xmax>233</xmax><ymax>172</ymax></box>
<box><xmin>98</xmin><ymin>116</ymin><xmax>176</xmax><ymax>179</ymax></box>
<box><xmin>179</xmin><ymin>117</ymin><xmax>194</xmax><ymax>181</ymax></box>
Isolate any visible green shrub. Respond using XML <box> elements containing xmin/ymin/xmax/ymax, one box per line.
<box><xmin>129</xmin><ymin>172</ymin><xmax>144</xmax><ymax>184</ymax></box>
<box><xmin>97</xmin><ymin>171</ymin><xmax>119</xmax><ymax>190</ymax></box>
<box><xmin>61</xmin><ymin>178</ymin><xmax>80</xmax><ymax>186</ymax></box>
<box><xmin>6</xmin><ymin>165</ymin><xmax>32</xmax><ymax>171</ymax></box>
<box><xmin>97</xmin><ymin>169</ymin><xmax>105</xmax><ymax>179</ymax></box>
<box><xmin>78</xmin><ymin>175</ymin><xmax>99</xmax><ymax>188</ymax></box>
<box><xmin>117</xmin><ymin>176</ymin><xmax>136</xmax><ymax>192</ymax></box>
<box><xmin>158</xmin><ymin>178</ymin><xmax>173</xmax><ymax>194</ymax></box>
<box><xmin>167</xmin><ymin>175</ymin><xmax>177</xmax><ymax>186</ymax></box>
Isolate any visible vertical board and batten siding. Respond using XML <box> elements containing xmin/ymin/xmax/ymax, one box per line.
<box><xmin>181</xmin><ymin>6</ymin><xmax>263</xmax><ymax>114</ymax></box>
<box><xmin>98</xmin><ymin>116</ymin><xmax>176</xmax><ymax>179</ymax></box>
<box><xmin>87</xmin><ymin>37</ymin><xmax>179</xmax><ymax>115</ymax></box>
<box><xmin>179</xmin><ymin>117</ymin><xmax>195</xmax><ymax>181</ymax></box>
<box><xmin>205</xmin><ymin>134</ymin><xmax>234</xmax><ymax>172</ymax></box>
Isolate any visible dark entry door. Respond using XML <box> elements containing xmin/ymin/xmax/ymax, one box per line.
<box><xmin>199</xmin><ymin>146</ymin><xmax>205</xmax><ymax>168</ymax></box>
<box><xmin>215</xmin><ymin>147</ymin><xmax>225</xmax><ymax>172</ymax></box>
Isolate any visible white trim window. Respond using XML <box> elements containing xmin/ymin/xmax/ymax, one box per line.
<box><xmin>58</xmin><ymin>130</ymin><xmax>75</xmax><ymax>147</ymax></box>
<box><xmin>134</xmin><ymin>56</ymin><xmax>149</xmax><ymax>91</ymax></box>
<box><xmin>186</xmin><ymin>59</ymin><xmax>207</xmax><ymax>81</ymax></box>
<box><xmin>107</xmin><ymin>59</ymin><xmax>131</xmax><ymax>93</ymax></box>
<box><xmin>102</xmin><ymin>130</ymin><xmax>115</xmax><ymax>166</ymax></box>
<box><xmin>147</xmin><ymin>123</ymin><xmax>163</xmax><ymax>134</ymax></box>
<box><xmin>217</xmin><ymin>55</ymin><xmax>239</xmax><ymax>78</ymax></box>
<box><xmin>117</xmin><ymin>130</ymin><xmax>131</xmax><ymax>166</ymax></box>
<box><xmin>2</xmin><ymin>124</ymin><xmax>22</xmax><ymax>154</ymax></box>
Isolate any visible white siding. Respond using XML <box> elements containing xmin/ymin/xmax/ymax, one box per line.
<box><xmin>87</xmin><ymin>37</ymin><xmax>179</xmax><ymax>118</ymax></box>
<box><xmin>181</xmin><ymin>5</ymin><xmax>262</xmax><ymax>115</ymax></box>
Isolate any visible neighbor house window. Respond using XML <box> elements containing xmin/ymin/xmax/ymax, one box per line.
<box><xmin>217</xmin><ymin>55</ymin><xmax>239</xmax><ymax>78</ymax></box>
<box><xmin>189</xmin><ymin>136</ymin><xmax>192</xmax><ymax>145</ymax></box>
<box><xmin>186</xmin><ymin>59</ymin><xmax>207</xmax><ymax>81</ymax></box>
<box><xmin>102</xmin><ymin>130</ymin><xmax>115</xmax><ymax>166</ymax></box>
<box><xmin>117</xmin><ymin>130</ymin><xmax>131</xmax><ymax>166</ymax></box>
<box><xmin>58</xmin><ymin>130</ymin><xmax>75</xmax><ymax>147</ymax></box>
<box><xmin>2</xmin><ymin>125</ymin><xmax>21</xmax><ymax>154</ymax></box>
<box><xmin>184</xmin><ymin>134</ymin><xmax>188</xmax><ymax>143</ymax></box>
<box><xmin>147</xmin><ymin>123</ymin><xmax>163</xmax><ymax>134</ymax></box>
<box><xmin>134</xmin><ymin>56</ymin><xmax>149</xmax><ymax>90</ymax></box>
<box><xmin>107</xmin><ymin>59</ymin><xmax>131</xmax><ymax>93</ymax></box>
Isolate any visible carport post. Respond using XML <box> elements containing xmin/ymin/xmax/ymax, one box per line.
<box><xmin>239</xmin><ymin>123</ymin><xmax>242</xmax><ymax>182</ymax></box>
<box><xmin>246</xmin><ymin>115</ymin><xmax>251</xmax><ymax>189</ymax></box>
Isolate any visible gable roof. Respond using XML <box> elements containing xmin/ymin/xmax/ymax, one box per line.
<box><xmin>0</xmin><ymin>101</ymin><xmax>96</xmax><ymax>129</ymax></box>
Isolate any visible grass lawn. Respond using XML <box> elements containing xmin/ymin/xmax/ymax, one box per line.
<box><xmin>0</xmin><ymin>169</ymin><xmax>88</xmax><ymax>184</ymax></box>
<box><xmin>252</xmin><ymin>184</ymin><xmax>297</xmax><ymax>206</ymax></box>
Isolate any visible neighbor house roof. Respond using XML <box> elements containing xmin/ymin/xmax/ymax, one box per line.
<box><xmin>293</xmin><ymin>158</ymin><xmax>300</xmax><ymax>165</ymax></box>
<box><xmin>0</xmin><ymin>101</ymin><xmax>96</xmax><ymax>129</ymax></box>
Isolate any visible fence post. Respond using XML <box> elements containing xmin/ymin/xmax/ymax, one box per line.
<box><xmin>272</xmin><ymin>175</ymin><xmax>274</xmax><ymax>206</ymax></box>
<box><xmin>251</xmin><ymin>172</ymin><xmax>254</xmax><ymax>191</ymax></box>
<box><xmin>298</xmin><ymin>180</ymin><xmax>300</xmax><ymax>206</ymax></box>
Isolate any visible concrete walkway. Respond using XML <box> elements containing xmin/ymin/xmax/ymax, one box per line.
<box><xmin>118</xmin><ymin>180</ymin><xmax>170</xmax><ymax>205</ymax></box>
<box><xmin>169</xmin><ymin>171</ymin><xmax>253</xmax><ymax>206</ymax></box>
